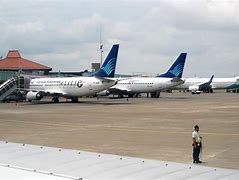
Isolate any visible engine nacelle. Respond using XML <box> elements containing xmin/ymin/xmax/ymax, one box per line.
<box><xmin>96</xmin><ymin>90</ymin><xmax>110</xmax><ymax>96</ymax></box>
<box><xmin>189</xmin><ymin>85</ymin><xmax>199</xmax><ymax>91</ymax></box>
<box><xmin>26</xmin><ymin>91</ymin><xmax>43</xmax><ymax>101</ymax></box>
<box><xmin>189</xmin><ymin>85</ymin><xmax>201</xmax><ymax>94</ymax></box>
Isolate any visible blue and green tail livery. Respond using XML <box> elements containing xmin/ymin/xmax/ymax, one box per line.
<box><xmin>91</xmin><ymin>44</ymin><xmax>119</xmax><ymax>78</ymax></box>
<box><xmin>158</xmin><ymin>53</ymin><xmax>187</xmax><ymax>78</ymax></box>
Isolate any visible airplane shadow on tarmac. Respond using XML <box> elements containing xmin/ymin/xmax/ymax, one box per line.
<box><xmin>21</xmin><ymin>99</ymin><xmax>134</xmax><ymax>106</ymax></box>
<box><xmin>20</xmin><ymin>94</ymin><xmax>192</xmax><ymax>106</ymax></box>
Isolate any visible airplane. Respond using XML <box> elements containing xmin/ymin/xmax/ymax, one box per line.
<box><xmin>188</xmin><ymin>75</ymin><xmax>214</xmax><ymax>94</ymax></box>
<box><xmin>99</xmin><ymin>53</ymin><xmax>187</xmax><ymax>98</ymax></box>
<box><xmin>175</xmin><ymin>75</ymin><xmax>239</xmax><ymax>94</ymax></box>
<box><xmin>26</xmin><ymin>44</ymin><xmax>119</xmax><ymax>103</ymax></box>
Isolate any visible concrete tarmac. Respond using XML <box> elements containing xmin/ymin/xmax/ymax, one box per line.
<box><xmin>0</xmin><ymin>92</ymin><xmax>238</xmax><ymax>170</ymax></box>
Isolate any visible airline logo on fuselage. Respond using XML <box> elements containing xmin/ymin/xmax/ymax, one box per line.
<box><xmin>31</xmin><ymin>79</ymin><xmax>84</xmax><ymax>88</ymax></box>
<box><xmin>77</xmin><ymin>80</ymin><xmax>83</xmax><ymax>88</ymax></box>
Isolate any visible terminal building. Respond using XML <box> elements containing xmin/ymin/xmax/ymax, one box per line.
<box><xmin>0</xmin><ymin>50</ymin><xmax>52</xmax><ymax>84</ymax></box>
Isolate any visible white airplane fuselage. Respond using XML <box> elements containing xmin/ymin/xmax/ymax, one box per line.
<box><xmin>113</xmin><ymin>77</ymin><xmax>184</xmax><ymax>93</ymax></box>
<box><xmin>176</xmin><ymin>76</ymin><xmax>239</xmax><ymax>90</ymax></box>
<box><xmin>29</xmin><ymin>77</ymin><xmax>116</xmax><ymax>97</ymax></box>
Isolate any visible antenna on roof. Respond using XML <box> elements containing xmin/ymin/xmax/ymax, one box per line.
<box><xmin>99</xmin><ymin>25</ymin><xmax>103</xmax><ymax>66</ymax></box>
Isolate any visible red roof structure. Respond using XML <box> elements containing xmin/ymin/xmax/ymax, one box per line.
<box><xmin>0</xmin><ymin>50</ymin><xmax>52</xmax><ymax>71</ymax></box>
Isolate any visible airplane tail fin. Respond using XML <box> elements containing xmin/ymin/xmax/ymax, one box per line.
<box><xmin>90</xmin><ymin>44</ymin><xmax>119</xmax><ymax>78</ymax></box>
<box><xmin>209</xmin><ymin>75</ymin><xmax>214</xmax><ymax>84</ymax></box>
<box><xmin>158</xmin><ymin>53</ymin><xmax>187</xmax><ymax>78</ymax></box>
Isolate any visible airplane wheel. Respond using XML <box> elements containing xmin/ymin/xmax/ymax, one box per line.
<box><xmin>71</xmin><ymin>97</ymin><xmax>78</xmax><ymax>103</ymax></box>
<box><xmin>150</xmin><ymin>92</ymin><xmax>155</xmax><ymax>98</ymax></box>
<box><xmin>128</xmin><ymin>93</ymin><xmax>134</xmax><ymax>98</ymax></box>
<box><xmin>52</xmin><ymin>97</ymin><xmax>59</xmax><ymax>103</ymax></box>
<box><xmin>150</xmin><ymin>92</ymin><xmax>160</xmax><ymax>98</ymax></box>
<box><xmin>118</xmin><ymin>94</ymin><xmax>124</xmax><ymax>98</ymax></box>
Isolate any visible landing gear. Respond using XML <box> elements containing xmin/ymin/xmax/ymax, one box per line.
<box><xmin>71</xmin><ymin>97</ymin><xmax>78</xmax><ymax>103</ymax></box>
<box><xmin>52</xmin><ymin>97</ymin><xmax>59</xmax><ymax>103</ymax></box>
<box><xmin>128</xmin><ymin>93</ymin><xmax>134</xmax><ymax>98</ymax></box>
<box><xmin>192</xmin><ymin>91</ymin><xmax>201</xmax><ymax>95</ymax></box>
<box><xmin>128</xmin><ymin>93</ymin><xmax>139</xmax><ymax>98</ymax></box>
<box><xmin>150</xmin><ymin>91</ymin><xmax>160</xmax><ymax>98</ymax></box>
<box><xmin>203</xmin><ymin>89</ymin><xmax>213</xmax><ymax>93</ymax></box>
<box><xmin>118</xmin><ymin>94</ymin><xmax>124</xmax><ymax>98</ymax></box>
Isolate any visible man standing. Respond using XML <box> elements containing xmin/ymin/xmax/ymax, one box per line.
<box><xmin>192</xmin><ymin>125</ymin><xmax>202</xmax><ymax>163</ymax></box>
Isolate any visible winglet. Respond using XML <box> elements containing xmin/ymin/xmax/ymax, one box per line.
<box><xmin>158</xmin><ymin>53</ymin><xmax>187</xmax><ymax>78</ymax></box>
<box><xmin>90</xmin><ymin>44</ymin><xmax>119</xmax><ymax>78</ymax></box>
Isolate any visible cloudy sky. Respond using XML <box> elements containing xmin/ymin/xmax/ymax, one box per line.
<box><xmin>0</xmin><ymin>0</ymin><xmax>239</xmax><ymax>77</ymax></box>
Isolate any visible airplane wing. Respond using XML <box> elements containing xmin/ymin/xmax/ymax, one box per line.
<box><xmin>170</xmin><ymin>77</ymin><xmax>185</xmax><ymax>84</ymax></box>
<box><xmin>108</xmin><ymin>87</ymin><xmax>130</xmax><ymax>95</ymax></box>
<box><xmin>95</xmin><ymin>77</ymin><xmax>117</xmax><ymax>84</ymax></box>
<box><xmin>22</xmin><ymin>88</ymin><xmax>66</xmax><ymax>96</ymax></box>
<box><xmin>21</xmin><ymin>88</ymin><xmax>67</xmax><ymax>102</ymax></box>
<box><xmin>198</xmin><ymin>75</ymin><xmax>214</xmax><ymax>91</ymax></box>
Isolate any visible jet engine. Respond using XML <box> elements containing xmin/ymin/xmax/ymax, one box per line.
<box><xmin>188</xmin><ymin>85</ymin><xmax>201</xmax><ymax>94</ymax></box>
<box><xmin>26</xmin><ymin>91</ymin><xmax>43</xmax><ymax>101</ymax></box>
<box><xmin>96</xmin><ymin>90</ymin><xmax>110</xmax><ymax>96</ymax></box>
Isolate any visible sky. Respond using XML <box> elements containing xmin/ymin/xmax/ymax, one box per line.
<box><xmin>0</xmin><ymin>0</ymin><xmax>239</xmax><ymax>77</ymax></box>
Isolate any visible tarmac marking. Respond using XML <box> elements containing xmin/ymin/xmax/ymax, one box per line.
<box><xmin>1</xmin><ymin>118</ymin><xmax>239</xmax><ymax>137</ymax></box>
<box><xmin>203</xmin><ymin>148</ymin><xmax>232</xmax><ymax>161</ymax></box>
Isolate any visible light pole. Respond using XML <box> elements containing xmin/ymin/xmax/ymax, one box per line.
<box><xmin>99</xmin><ymin>25</ymin><xmax>103</xmax><ymax>66</ymax></box>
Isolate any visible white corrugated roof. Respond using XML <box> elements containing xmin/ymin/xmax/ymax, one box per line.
<box><xmin>0</xmin><ymin>166</ymin><xmax>71</xmax><ymax>180</ymax></box>
<box><xmin>0</xmin><ymin>141</ymin><xmax>238</xmax><ymax>180</ymax></box>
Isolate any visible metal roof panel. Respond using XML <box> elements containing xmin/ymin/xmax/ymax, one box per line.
<box><xmin>0</xmin><ymin>141</ymin><xmax>238</xmax><ymax>180</ymax></box>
